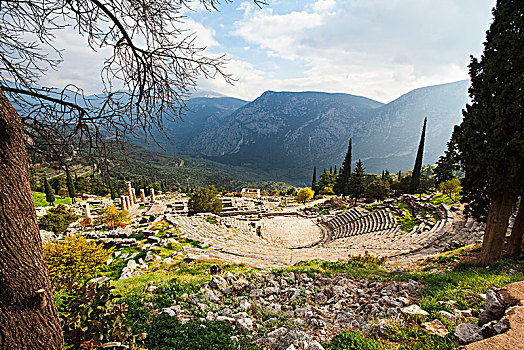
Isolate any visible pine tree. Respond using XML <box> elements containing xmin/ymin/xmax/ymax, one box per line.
<box><xmin>334</xmin><ymin>137</ymin><xmax>352</xmax><ymax>196</ymax></box>
<box><xmin>43</xmin><ymin>177</ymin><xmax>55</xmax><ymax>206</ymax></box>
<box><xmin>454</xmin><ymin>0</ymin><xmax>524</xmax><ymax>265</ymax></box>
<box><xmin>349</xmin><ymin>159</ymin><xmax>366</xmax><ymax>198</ymax></box>
<box><xmin>65</xmin><ymin>169</ymin><xmax>76</xmax><ymax>204</ymax></box>
<box><xmin>409</xmin><ymin>117</ymin><xmax>427</xmax><ymax>194</ymax></box>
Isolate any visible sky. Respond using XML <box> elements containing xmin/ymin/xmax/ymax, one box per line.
<box><xmin>43</xmin><ymin>0</ymin><xmax>497</xmax><ymax>104</ymax></box>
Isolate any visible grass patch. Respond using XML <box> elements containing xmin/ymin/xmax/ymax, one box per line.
<box><xmin>324</xmin><ymin>331</ymin><xmax>384</xmax><ymax>350</ymax></box>
<box><xmin>430</xmin><ymin>193</ymin><xmax>462</xmax><ymax>206</ymax></box>
<box><xmin>32</xmin><ymin>191</ymin><xmax>72</xmax><ymax>207</ymax></box>
<box><xmin>393</xmin><ymin>202</ymin><xmax>419</xmax><ymax>233</ymax></box>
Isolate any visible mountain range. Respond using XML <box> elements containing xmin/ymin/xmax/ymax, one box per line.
<box><xmin>137</xmin><ymin>80</ymin><xmax>470</xmax><ymax>185</ymax></box>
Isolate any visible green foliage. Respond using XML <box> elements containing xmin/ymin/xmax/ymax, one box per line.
<box><xmin>148</xmin><ymin>182</ymin><xmax>162</xmax><ymax>192</ymax></box>
<box><xmin>32</xmin><ymin>191</ymin><xmax>71</xmax><ymax>207</ymax></box>
<box><xmin>409</xmin><ymin>117</ymin><xmax>427</xmax><ymax>194</ymax></box>
<box><xmin>39</xmin><ymin>204</ymin><xmax>78</xmax><ymax>234</ymax></box>
<box><xmin>438</xmin><ymin>179</ymin><xmax>461</xmax><ymax>201</ymax></box>
<box><xmin>66</xmin><ymin>170</ymin><xmax>76</xmax><ymax>200</ymax></box>
<box><xmin>43</xmin><ymin>176</ymin><xmax>55</xmax><ymax>205</ymax></box>
<box><xmin>335</xmin><ymin>137</ymin><xmax>352</xmax><ymax>196</ymax></box>
<box><xmin>188</xmin><ymin>185</ymin><xmax>223</xmax><ymax>215</ymax></box>
<box><xmin>49</xmin><ymin>175</ymin><xmax>69</xmax><ymax>197</ymax></box>
<box><xmin>394</xmin><ymin>202</ymin><xmax>419</xmax><ymax>233</ymax></box>
<box><xmin>59</xmin><ymin>282</ymin><xmax>136</xmax><ymax>349</ymax></box>
<box><xmin>97</xmin><ymin>205</ymin><xmax>130</xmax><ymax>229</ymax></box>
<box><xmin>295</xmin><ymin>187</ymin><xmax>314</xmax><ymax>203</ymax></box>
<box><xmin>44</xmin><ymin>235</ymin><xmax>113</xmax><ymax>292</ymax></box>
<box><xmin>454</xmin><ymin>0</ymin><xmax>524</xmax><ymax>222</ymax></box>
<box><xmin>348</xmin><ymin>159</ymin><xmax>366</xmax><ymax>198</ymax></box>
<box><xmin>145</xmin><ymin>315</ymin><xmax>261</xmax><ymax>350</ymax></box>
<box><xmin>312</xmin><ymin>166</ymin><xmax>317</xmax><ymax>190</ymax></box>
<box><xmin>286</xmin><ymin>187</ymin><xmax>297</xmax><ymax>196</ymax></box>
<box><xmin>365</xmin><ymin>180</ymin><xmax>390</xmax><ymax>201</ymax></box>
<box><xmin>324</xmin><ymin>331</ymin><xmax>383</xmax><ymax>350</ymax></box>
<box><xmin>434</xmin><ymin>139</ymin><xmax>459</xmax><ymax>186</ymax></box>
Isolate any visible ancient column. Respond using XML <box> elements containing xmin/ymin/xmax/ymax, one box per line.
<box><xmin>140</xmin><ymin>189</ymin><xmax>146</xmax><ymax>202</ymax></box>
<box><xmin>126</xmin><ymin>181</ymin><xmax>134</xmax><ymax>206</ymax></box>
<box><xmin>125</xmin><ymin>196</ymin><xmax>131</xmax><ymax>211</ymax></box>
<box><xmin>150</xmin><ymin>188</ymin><xmax>155</xmax><ymax>202</ymax></box>
<box><xmin>84</xmin><ymin>202</ymin><xmax>91</xmax><ymax>218</ymax></box>
<box><xmin>120</xmin><ymin>197</ymin><xmax>126</xmax><ymax>211</ymax></box>
<box><xmin>132</xmin><ymin>188</ymin><xmax>137</xmax><ymax>204</ymax></box>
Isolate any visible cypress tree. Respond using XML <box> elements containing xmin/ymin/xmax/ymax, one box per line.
<box><xmin>398</xmin><ymin>170</ymin><xmax>402</xmax><ymax>181</ymax></box>
<box><xmin>65</xmin><ymin>169</ymin><xmax>76</xmax><ymax>204</ymax></box>
<box><xmin>334</xmin><ymin>137</ymin><xmax>352</xmax><ymax>196</ymax></box>
<box><xmin>312</xmin><ymin>166</ymin><xmax>317</xmax><ymax>191</ymax></box>
<box><xmin>43</xmin><ymin>177</ymin><xmax>55</xmax><ymax>206</ymax></box>
<box><xmin>454</xmin><ymin>0</ymin><xmax>524</xmax><ymax>264</ymax></box>
<box><xmin>409</xmin><ymin>117</ymin><xmax>427</xmax><ymax>194</ymax></box>
<box><xmin>334</xmin><ymin>165</ymin><xmax>337</xmax><ymax>175</ymax></box>
<box><xmin>109</xmin><ymin>179</ymin><xmax>116</xmax><ymax>200</ymax></box>
<box><xmin>329</xmin><ymin>166</ymin><xmax>333</xmax><ymax>173</ymax></box>
<box><xmin>381</xmin><ymin>170</ymin><xmax>385</xmax><ymax>182</ymax></box>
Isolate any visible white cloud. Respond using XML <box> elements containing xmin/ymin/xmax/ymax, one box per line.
<box><xmin>227</xmin><ymin>0</ymin><xmax>496</xmax><ymax>102</ymax></box>
<box><xmin>311</xmin><ymin>0</ymin><xmax>336</xmax><ymax>12</ymax></box>
<box><xmin>182</xmin><ymin>18</ymin><xmax>219</xmax><ymax>48</ymax></box>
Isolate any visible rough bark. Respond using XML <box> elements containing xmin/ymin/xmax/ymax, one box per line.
<box><xmin>0</xmin><ymin>88</ymin><xmax>64</xmax><ymax>349</ymax></box>
<box><xmin>508</xmin><ymin>202</ymin><xmax>524</xmax><ymax>257</ymax></box>
<box><xmin>480</xmin><ymin>192</ymin><xmax>516</xmax><ymax>265</ymax></box>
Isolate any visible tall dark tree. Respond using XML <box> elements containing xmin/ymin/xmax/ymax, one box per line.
<box><xmin>109</xmin><ymin>179</ymin><xmax>116</xmax><ymax>201</ymax></box>
<box><xmin>0</xmin><ymin>0</ymin><xmax>266</xmax><ymax>347</ymax></box>
<box><xmin>349</xmin><ymin>159</ymin><xmax>366</xmax><ymax>198</ymax></box>
<box><xmin>454</xmin><ymin>0</ymin><xmax>524</xmax><ymax>265</ymax></box>
<box><xmin>65</xmin><ymin>169</ymin><xmax>76</xmax><ymax>204</ymax></box>
<box><xmin>409</xmin><ymin>117</ymin><xmax>427</xmax><ymax>194</ymax></box>
<box><xmin>334</xmin><ymin>137</ymin><xmax>352</xmax><ymax>196</ymax></box>
<box><xmin>43</xmin><ymin>176</ymin><xmax>55</xmax><ymax>206</ymax></box>
<box><xmin>311</xmin><ymin>166</ymin><xmax>317</xmax><ymax>192</ymax></box>
<box><xmin>398</xmin><ymin>170</ymin><xmax>402</xmax><ymax>181</ymax></box>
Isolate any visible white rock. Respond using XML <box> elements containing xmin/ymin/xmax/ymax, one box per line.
<box><xmin>401</xmin><ymin>304</ymin><xmax>429</xmax><ymax>316</ymax></box>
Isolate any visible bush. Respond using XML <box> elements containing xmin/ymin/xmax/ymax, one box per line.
<box><xmin>188</xmin><ymin>185</ymin><xmax>222</xmax><ymax>215</ymax></box>
<box><xmin>44</xmin><ymin>236</ymin><xmax>113</xmax><ymax>292</ymax></box>
<box><xmin>97</xmin><ymin>206</ymin><xmax>130</xmax><ymax>229</ymax></box>
<box><xmin>59</xmin><ymin>282</ymin><xmax>137</xmax><ymax>349</ymax></box>
<box><xmin>39</xmin><ymin>204</ymin><xmax>78</xmax><ymax>234</ymax></box>
<box><xmin>324</xmin><ymin>331</ymin><xmax>383</xmax><ymax>350</ymax></box>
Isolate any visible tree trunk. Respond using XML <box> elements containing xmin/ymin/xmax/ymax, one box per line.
<box><xmin>0</xmin><ymin>89</ymin><xmax>64</xmax><ymax>349</ymax></box>
<box><xmin>480</xmin><ymin>192</ymin><xmax>516</xmax><ymax>265</ymax></box>
<box><xmin>508</xmin><ymin>200</ymin><xmax>524</xmax><ymax>257</ymax></box>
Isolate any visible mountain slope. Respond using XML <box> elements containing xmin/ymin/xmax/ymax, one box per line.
<box><xmin>176</xmin><ymin>81</ymin><xmax>469</xmax><ymax>184</ymax></box>
<box><xmin>355</xmin><ymin>80</ymin><xmax>470</xmax><ymax>172</ymax></box>
<box><xmin>133</xmin><ymin>96</ymin><xmax>247</xmax><ymax>153</ymax></box>
<box><xmin>185</xmin><ymin>91</ymin><xmax>384</xmax><ymax>180</ymax></box>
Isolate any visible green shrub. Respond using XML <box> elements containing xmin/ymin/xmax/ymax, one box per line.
<box><xmin>145</xmin><ymin>315</ymin><xmax>260</xmax><ymax>350</ymax></box>
<box><xmin>39</xmin><ymin>204</ymin><xmax>78</xmax><ymax>233</ymax></box>
<box><xmin>59</xmin><ymin>282</ymin><xmax>137</xmax><ymax>349</ymax></box>
<box><xmin>44</xmin><ymin>235</ymin><xmax>113</xmax><ymax>292</ymax></box>
<box><xmin>324</xmin><ymin>331</ymin><xmax>383</xmax><ymax>350</ymax></box>
<box><xmin>152</xmin><ymin>278</ymin><xmax>201</xmax><ymax>308</ymax></box>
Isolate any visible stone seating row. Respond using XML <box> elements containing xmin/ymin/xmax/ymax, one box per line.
<box><xmin>331</xmin><ymin>209</ymin><xmax>396</xmax><ymax>239</ymax></box>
